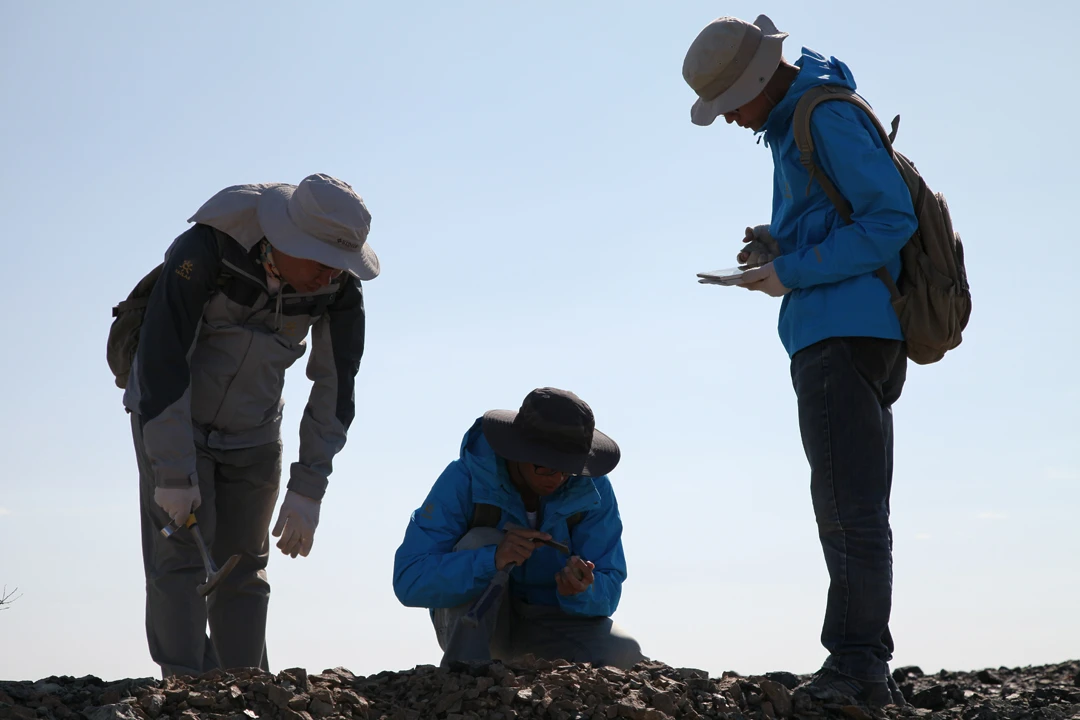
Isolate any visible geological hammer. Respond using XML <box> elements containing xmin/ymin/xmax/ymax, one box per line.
<box><xmin>160</xmin><ymin>513</ymin><xmax>240</xmax><ymax>597</ymax></box>
<box><xmin>503</xmin><ymin>523</ymin><xmax>584</xmax><ymax>580</ymax></box>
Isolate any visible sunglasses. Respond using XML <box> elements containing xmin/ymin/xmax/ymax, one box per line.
<box><xmin>532</xmin><ymin>464</ymin><xmax>572</xmax><ymax>478</ymax></box>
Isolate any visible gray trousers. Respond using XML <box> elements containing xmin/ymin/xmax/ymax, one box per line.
<box><xmin>434</xmin><ymin>528</ymin><xmax>645</xmax><ymax>669</ymax></box>
<box><xmin>132</xmin><ymin>413</ymin><xmax>281</xmax><ymax>677</ymax></box>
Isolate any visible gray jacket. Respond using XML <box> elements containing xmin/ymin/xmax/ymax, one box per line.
<box><xmin>123</xmin><ymin>223</ymin><xmax>366</xmax><ymax>501</ymax></box>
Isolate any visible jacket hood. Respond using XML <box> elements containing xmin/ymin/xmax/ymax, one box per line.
<box><xmin>459</xmin><ymin>418</ymin><xmax>504</xmax><ymax>493</ymax></box>
<box><xmin>760</xmin><ymin>48</ymin><xmax>858</xmax><ymax>146</ymax></box>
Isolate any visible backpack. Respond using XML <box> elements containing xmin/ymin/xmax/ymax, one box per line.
<box><xmin>469</xmin><ymin>503</ymin><xmax>585</xmax><ymax>532</ymax></box>
<box><xmin>792</xmin><ymin>85</ymin><xmax>972</xmax><ymax>365</ymax></box>
<box><xmin>106</xmin><ymin>229</ymin><xmax>230</xmax><ymax>389</ymax></box>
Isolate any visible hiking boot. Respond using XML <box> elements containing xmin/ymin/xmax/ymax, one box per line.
<box><xmin>887</xmin><ymin>675</ymin><xmax>910</xmax><ymax>707</ymax></box>
<box><xmin>804</xmin><ymin>669</ymin><xmax>893</xmax><ymax>707</ymax></box>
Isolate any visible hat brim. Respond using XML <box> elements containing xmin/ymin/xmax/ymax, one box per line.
<box><xmin>481</xmin><ymin>410</ymin><xmax>621</xmax><ymax>478</ymax></box>
<box><xmin>690</xmin><ymin>32</ymin><xmax>786</xmax><ymax>126</ymax></box>
<box><xmin>257</xmin><ymin>184</ymin><xmax>381</xmax><ymax>281</ymax></box>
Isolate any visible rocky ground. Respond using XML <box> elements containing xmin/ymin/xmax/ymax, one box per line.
<box><xmin>1</xmin><ymin>658</ymin><xmax>1077</xmax><ymax>720</ymax></box>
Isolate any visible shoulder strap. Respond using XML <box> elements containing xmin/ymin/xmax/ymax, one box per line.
<box><xmin>469</xmin><ymin>503</ymin><xmax>502</xmax><ymax>530</ymax></box>
<box><xmin>209</xmin><ymin>228</ymin><xmax>234</xmax><ymax>288</ymax></box>
<box><xmin>566</xmin><ymin>511</ymin><xmax>584</xmax><ymax>530</ymax></box>
<box><xmin>469</xmin><ymin>503</ymin><xmax>585</xmax><ymax>533</ymax></box>
<box><xmin>791</xmin><ymin>85</ymin><xmax>903</xmax><ymax>297</ymax></box>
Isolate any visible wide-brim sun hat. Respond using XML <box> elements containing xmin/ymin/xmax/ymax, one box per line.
<box><xmin>256</xmin><ymin>173</ymin><xmax>380</xmax><ymax>280</ymax></box>
<box><xmin>683</xmin><ymin>14</ymin><xmax>788</xmax><ymax>127</ymax></box>
<box><xmin>481</xmin><ymin>387</ymin><xmax>621</xmax><ymax>478</ymax></box>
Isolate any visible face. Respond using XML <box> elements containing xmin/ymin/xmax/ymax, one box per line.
<box><xmin>721</xmin><ymin>91</ymin><xmax>773</xmax><ymax>132</ymax></box>
<box><xmin>513</xmin><ymin>462</ymin><xmax>574</xmax><ymax>497</ymax></box>
<box><xmin>271</xmin><ymin>248</ymin><xmax>343</xmax><ymax>292</ymax></box>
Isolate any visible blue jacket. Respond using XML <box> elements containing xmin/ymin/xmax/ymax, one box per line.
<box><xmin>392</xmin><ymin>419</ymin><xmax>628</xmax><ymax>618</ymax></box>
<box><xmin>763</xmin><ymin>49</ymin><xmax>918</xmax><ymax>357</ymax></box>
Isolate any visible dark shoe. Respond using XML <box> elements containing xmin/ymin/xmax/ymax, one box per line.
<box><xmin>805</xmin><ymin>669</ymin><xmax>893</xmax><ymax>707</ymax></box>
<box><xmin>886</xmin><ymin>675</ymin><xmax>910</xmax><ymax>707</ymax></box>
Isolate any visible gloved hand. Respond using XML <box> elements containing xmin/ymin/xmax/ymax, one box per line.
<box><xmin>737</xmin><ymin>224</ymin><xmax>779</xmax><ymax>268</ymax></box>
<box><xmin>271</xmin><ymin>490</ymin><xmax>321</xmax><ymax>558</ymax></box>
<box><xmin>154</xmin><ymin>485</ymin><xmax>201</xmax><ymax>527</ymax></box>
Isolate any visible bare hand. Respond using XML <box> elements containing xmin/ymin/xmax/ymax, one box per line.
<box><xmin>736</xmin><ymin>262</ymin><xmax>790</xmax><ymax>297</ymax></box>
<box><xmin>737</xmin><ymin>225</ymin><xmax>779</xmax><ymax>268</ymax></box>
<box><xmin>495</xmin><ymin>527</ymin><xmax>552</xmax><ymax>570</ymax></box>
<box><xmin>555</xmin><ymin>556</ymin><xmax>595</xmax><ymax>596</ymax></box>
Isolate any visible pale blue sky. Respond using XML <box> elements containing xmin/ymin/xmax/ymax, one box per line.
<box><xmin>1</xmin><ymin>0</ymin><xmax>1077</xmax><ymax>682</ymax></box>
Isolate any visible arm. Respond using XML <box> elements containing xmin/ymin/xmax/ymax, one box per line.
<box><xmin>557</xmin><ymin>477</ymin><xmax>627</xmax><ymax>618</ymax></box>
<box><xmin>772</xmin><ymin>101</ymin><xmax>917</xmax><ymax>289</ymax></box>
<box><xmin>392</xmin><ymin>463</ymin><xmax>498</xmax><ymax>609</ymax></box>
<box><xmin>289</xmin><ymin>278</ymin><xmax>366</xmax><ymax>501</ymax></box>
<box><xmin>136</xmin><ymin>224</ymin><xmax>221</xmax><ymax>488</ymax></box>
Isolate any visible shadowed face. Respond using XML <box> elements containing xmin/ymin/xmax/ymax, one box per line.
<box><xmin>271</xmin><ymin>248</ymin><xmax>343</xmax><ymax>292</ymax></box>
<box><xmin>510</xmin><ymin>461</ymin><xmax>574</xmax><ymax>497</ymax></box>
<box><xmin>721</xmin><ymin>90</ymin><xmax>774</xmax><ymax>131</ymax></box>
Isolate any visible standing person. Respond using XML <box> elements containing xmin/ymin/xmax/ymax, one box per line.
<box><xmin>393</xmin><ymin>387</ymin><xmax>644</xmax><ymax>669</ymax></box>
<box><xmin>682</xmin><ymin>15</ymin><xmax>918</xmax><ymax>706</ymax></box>
<box><xmin>111</xmin><ymin>173</ymin><xmax>379</xmax><ymax>677</ymax></box>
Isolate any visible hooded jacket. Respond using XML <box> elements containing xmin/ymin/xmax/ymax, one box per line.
<box><xmin>122</xmin><ymin>222</ymin><xmax>366</xmax><ymax>501</ymax></box>
<box><xmin>392</xmin><ymin>419</ymin><xmax>628</xmax><ymax>618</ymax></box>
<box><xmin>762</xmin><ymin>48</ymin><xmax>918</xmax><ymax>357</ymax></box>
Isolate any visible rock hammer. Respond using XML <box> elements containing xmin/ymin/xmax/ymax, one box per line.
<box><xmin>160</xmin><ymin>513</ymin><xmax>241</xmax><ymax>597</ymax></box>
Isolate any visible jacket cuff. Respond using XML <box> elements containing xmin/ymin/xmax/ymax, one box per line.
<box><xmin>472</xmin><ymin>545</ymin><xmax>498</xmax><ymax>583</ymax></box>
<box><xmin>156</xmin><ymin>471</ymin><xmax>199</xmax><ymax>489</ymax></box>
<box><xmin>288</xmin><ymin>462</ymin><xmax>329</xmax><ymax>501</ymax></box>
<box><xmin>772</xmin><ymin>255</ymin><xmax>801</xmax><ymax>290</ymax></box>
<box><xmin>556</xmin><ymin>584</ymin><xmax>600</xmax><ymax>616</ymax></box>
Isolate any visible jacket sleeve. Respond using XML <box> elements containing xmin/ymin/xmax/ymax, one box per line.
<box><xmin>392</xmin><ymin>462</ymin><xmax>499</xmax><ymax>609</ymax></box>
<box><xmin>136</xmin><ymin>225</ymin><xmax>221</xmax><ymax>488</ymax></box>
<box><xmin>556</xmin><ymin>476</ymin><xmax>627</xmax><ymax>618</ymax></box>
<box><xmin>289</xmin><ymin>278</ymin><xmax>366</xmax><ymax>501</ymax></box>
<box><xmin>772</xmin><ymin>101</ymin><xmax>917</xmax><ymax>290</ymax></box>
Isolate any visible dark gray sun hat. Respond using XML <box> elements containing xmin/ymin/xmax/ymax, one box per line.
<box><xmin>481</xmin><ymin>387</ymin><xmax>621</xmax><ymax>477</ymax></box>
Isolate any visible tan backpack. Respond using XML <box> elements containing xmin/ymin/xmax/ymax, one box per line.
<box><xmin>792</xmin><ymin>85</ymin><xmax>972</xmax><ymax>365</ymax></box>
<box><xmin>106</xmin><ymin>229</ymin><xmax>230</xmax><ymax>389</ymax></box>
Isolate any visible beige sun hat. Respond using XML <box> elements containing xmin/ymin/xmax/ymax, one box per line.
<box><xmin>682</xmin><ymin>14</ymin><xmax>788</xmax><ymax>126</ymax></box>
<box><xmin>189</xmin><ymin>173</ymin><xmax>380</xmax><ymax>280</ymax></box>
<box><xmin>257</xmin><ymin>174</ymin><xmax>379</xmax><ymax>280</ymax></box>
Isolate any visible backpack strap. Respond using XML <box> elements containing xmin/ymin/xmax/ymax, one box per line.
<box><xmin>113</xmin><ymin>294</ymin><xmax>152</xmax><ymax>317</ymax></box>
<box><xmin>469</xmin><ymin>502</ymin><xmax>586</xmax><ymax>533</ymax></box>
<box><xmin>469</xmin><ymin>503</ymin><xmax>502</xmax><ymax>530</ymax></box>
<box><xmin>310</xmin><ymin>276</ymin><xmax>350</xmax><ymax>316</ymax></box>
<box><xmin>791</xmin><ymin>85</ymin><xmax>903</xmax><ymax>299</ymax></box>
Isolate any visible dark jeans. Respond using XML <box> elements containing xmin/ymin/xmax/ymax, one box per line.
<box><xmin>790</xmin><ymin>337</ymin><xmax>907</xmax><ymax>684</ymax></box>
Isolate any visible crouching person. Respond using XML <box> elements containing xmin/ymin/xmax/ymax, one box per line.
<box><xmin>393</xmin><ymin>387</ymin><xmax>645</xmax><ymax>669</ymax></box>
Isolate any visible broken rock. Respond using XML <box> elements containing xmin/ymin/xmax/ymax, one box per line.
<box><xmin>759</xmin><ymin>679</ymin><xmax>793</xmax><ymax>718</ymax></box>
<box><xmin>137</xmin><ymin>694</ymin><xmax>164</xmax><ymax>718</ymax></box>
<box><xmin>3</xmin><ymin>656</ymin><xmax>1080</xmax><ymax>720</ymax></box>
<box><xmin>79</xmin><ymin>705</ymin><xmax>139</xmax><ymax>720</ymax></box>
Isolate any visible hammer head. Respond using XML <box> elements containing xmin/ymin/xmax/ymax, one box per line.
<box><xmin>197</xmin><ymin>553</ymin><xmax>240</xmax><ymax>597</ymax></box>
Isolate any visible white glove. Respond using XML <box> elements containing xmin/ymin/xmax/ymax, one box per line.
<box><xmin>272</xmin><ymin>490</ymin><xmax>321</xmax><ymax>558</ymax></box>
<box><xmin>737</xmin><ymin>224</ymin><xmax>779</xmax><ymax>268</ymax></box>
<box><xmin>154</xmin><ymin>485</ymin><xmax>202</xmax><ymax>527</ymax></box>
